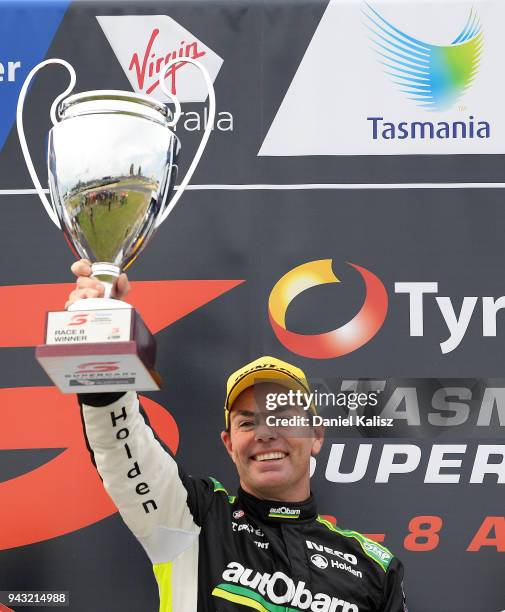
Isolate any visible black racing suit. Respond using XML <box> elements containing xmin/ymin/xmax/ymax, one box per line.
<box><xmin>79</xmin><ymin>391</ymin><xmax>407</xmax><ymax>612</ymax></box>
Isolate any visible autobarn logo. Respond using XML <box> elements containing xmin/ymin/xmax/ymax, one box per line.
<box><xmin>212</xmin><ymin>562</ymin><xmax>360</xmax><ymax>612</ymax></box>
<box><xmin>268</xmin><ymin>506</ymin><xmax>301</xmax><ymax>519</ymax></box>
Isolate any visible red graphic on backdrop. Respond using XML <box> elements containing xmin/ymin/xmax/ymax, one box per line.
<box><xmin>0</xmin><ymin>279</ymin><xmax>243</xmax><ymax>549</ymax></box>
<box><xmin>320</xmin><ymin>515</ymin><xmax>385</xmax><ymax>543</ymax></box>
<box><xmin>0</xmin><ymin>387</ymin><xmax>178</xmax><ymax>550</ymax></box>
<box><xmin>129</xmin><ymin>28</ymin><xmax>206</xmax><ymax>95</ymax></box>
<box><xmin>0</xmin><ymin>279</ymin><xmax>243</xmax><ymax>347</ymax></box>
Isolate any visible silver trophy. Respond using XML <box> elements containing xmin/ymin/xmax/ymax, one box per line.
<box><xmin>17</xmin><ymin>58</ymin><xmax>215</xmax><ymax>392</ymax></box>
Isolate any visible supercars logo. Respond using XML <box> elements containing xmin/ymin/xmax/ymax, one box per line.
<box><xmin>363</xmin><ymin>3</ymin><xmax>483</xmax><ymax>111</ymax></box>
<box><xmin>268</xmin><ymin>260</ymin><xmax>388</xmax><ymax>359</ymax></box>
<box><xmin>97</xmin><ymin>15</ymin><xmax>223</xmax><ymax>102</ymax></box>
<box><xmin>76</xmin><ymin>361</ymin><xmax>119</xmax><ymax>373</ymax></box>
<box><xmin>67</xmin><ymin>313</ymin><xmax>88</xmax><ymax>326</ymax></box>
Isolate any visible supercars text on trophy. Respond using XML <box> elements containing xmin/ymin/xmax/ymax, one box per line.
<box><xmin>16</xmin><ymin>57</ymin><xmax>215</xmax><ymax>392</ymax></box>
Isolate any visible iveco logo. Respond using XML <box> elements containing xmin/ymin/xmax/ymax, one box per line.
<box><xmin>310</xmin><ymin>554</ymin><xmax>329</xmax><ymax>569</ymax></box>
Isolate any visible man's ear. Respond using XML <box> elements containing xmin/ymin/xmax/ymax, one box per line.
<box><xmin>221</xmin><ymin>430</ymin><xmax>235</xmax><ymax>463</ymax></box>
<box><xmin>310</xmin><ymin>425</ymin><xmax>324</xmax><ymax>457</ymax></box>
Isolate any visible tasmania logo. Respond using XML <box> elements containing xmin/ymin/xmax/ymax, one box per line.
<box><xmin>363</xmin><ymin>3</ymin><xmax>483</xmax><ymax>112</ymax></box>
<box><xmin>97</xmin><ymin>15</ymin><xmax>223</xmax><ymax>102</ymax></box>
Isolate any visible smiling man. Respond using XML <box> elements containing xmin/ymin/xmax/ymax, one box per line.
<box><xmin>71</xmin><ymin>260</ymin><xmax>407</xmax><ymax>612</ymax></box>
<box><xmin>221</xmin><ymin>379</ymin><xmax>323</xmax><ymax>503</ymax></box>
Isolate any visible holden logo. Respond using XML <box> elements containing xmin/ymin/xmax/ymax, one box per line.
<box><xmin>233</xmin><ymin>510</ymin><xmax>245</xmax><ymax>519</ymax></box>
<box><xmin>310</xmin><ymin>554</ymin><xmax>328</xmax><ymax>569</ymax></box>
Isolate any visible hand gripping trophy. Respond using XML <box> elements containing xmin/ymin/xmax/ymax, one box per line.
<box><xmin>16</xmin><ymin>58</ymin><xmax>215</xmax><ymax>392</ymax></box>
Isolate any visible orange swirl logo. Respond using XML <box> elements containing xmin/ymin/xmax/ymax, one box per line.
<box><xmin>268</xmin><ymin>260</ymin><xmax>388</xmax><ymax>358</ymax></box>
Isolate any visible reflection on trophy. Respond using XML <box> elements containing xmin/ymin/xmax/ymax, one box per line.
<box><xmin>17</xmin><ymin>57</ymin><xmax>215</xmax><ymax>392</ymax></box>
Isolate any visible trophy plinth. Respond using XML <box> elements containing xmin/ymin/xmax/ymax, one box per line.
<box><xmin>17</xmin><ymin>57</ymin><xmax>215</xmax><ymax>393</ymax></box>
<box><xmin>36</xmin><ymin>308</ymin><xmax>160</xmax><ymax>393</ymax></box>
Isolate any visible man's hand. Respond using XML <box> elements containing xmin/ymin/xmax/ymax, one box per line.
<box><xmin>65</xmin><ymin>259</ymin><xmax>131</xmax><ymax>309</ymax></box>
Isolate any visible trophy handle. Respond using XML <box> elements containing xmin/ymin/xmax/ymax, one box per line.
<box><xmin>155</xmin><ymin>57</ymin><xmax>216</xmax><ymax>228</ymax></box>
<box><xmin>16</xmin><ymin>58</ymin><xmax>77</xmax><ymax>229</ymax></box>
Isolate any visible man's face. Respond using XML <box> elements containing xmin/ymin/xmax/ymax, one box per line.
<box><xmin>220</xmin><ymin>382</ymin><xmax>323</xmax><ymax>501</ymax></box>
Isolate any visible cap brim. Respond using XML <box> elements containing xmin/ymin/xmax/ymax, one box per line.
<box><xmin>225</xmin><ymin>368</ymin><xmax>314</xmax><ymax>428</ymax></box>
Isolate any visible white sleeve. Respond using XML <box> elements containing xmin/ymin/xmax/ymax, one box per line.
<box><xmin>80</xmin><ymin>391</ymin><xmax>206</xmax><ymax>563</ymax></box>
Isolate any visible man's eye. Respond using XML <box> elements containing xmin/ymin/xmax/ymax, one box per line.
<box><xmin>239</xmin><ymin>420</ymin><xmax>254</xmax><ymax>429</ymax></box>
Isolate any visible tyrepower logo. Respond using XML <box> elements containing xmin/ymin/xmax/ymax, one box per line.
<box><xmin>96</xmin><ymin>15</ymin><xmax>223</xmax><ymax>102</ymax></box>
<box><xmin>268</xmin><ymin>260</ymin><xmax>388</xmax><ymax>359</ymax></box>
<box><xmin>269</xmin><ymin>259</ymin><xmax>505</xmax><ymax>356</ymax></box>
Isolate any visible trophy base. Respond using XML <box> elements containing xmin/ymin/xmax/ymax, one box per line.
<box><xmin>68</xmin><ymin>297</ymin><xmax>132</xmax><ymax>311</ymax></box>
<box><xmin>36</xmin><ymin>307</ymin><xmax>160</xmax><ymax>393</ymax></box>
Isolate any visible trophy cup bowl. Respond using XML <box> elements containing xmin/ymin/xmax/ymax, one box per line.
<box><xmin>49</xmin><ymin>90</ymin><xmax>180</xmax><ymax>298</ymax></box>
<box><xmin>17</xmin><ymin>58</ymin><xmax>215</xmax><ymax>392</ymax></box>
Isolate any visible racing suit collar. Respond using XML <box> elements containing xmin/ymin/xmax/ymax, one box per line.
<box><xmin>237</xmin><ymin>487</ymin><xmax>318</xmax><ymax>523</ymax></box>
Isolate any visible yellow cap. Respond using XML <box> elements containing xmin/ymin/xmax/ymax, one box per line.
<box><xmin>224</xmin><ymin>356</ymin><xmax>314</xmax><ymax>429</ymax></box>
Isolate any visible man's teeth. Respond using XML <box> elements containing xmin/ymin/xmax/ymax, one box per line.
<box><xmin>254</xmin><ymin>452</ymin><xmax>287</xmax><ymax>461</ymax></box>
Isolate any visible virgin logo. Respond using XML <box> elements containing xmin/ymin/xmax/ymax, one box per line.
<box><xmin>129</xmin><ymin>28</ymin><xmax>206</xmax><ymax>96</ymax></box>
<box><xmin>97</xmin><ymin>15</ymin><xmax>223</xmax><ymax>103</ymax></box>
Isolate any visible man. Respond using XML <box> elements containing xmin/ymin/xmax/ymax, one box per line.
<box><xmin>70</xmin><ymin>260</ymin><xmax>407</xmax><ymax>612</ymax></box>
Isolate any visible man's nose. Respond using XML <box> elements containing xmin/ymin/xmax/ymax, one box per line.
<box><xmin>254</xmin><ymin>419</ymin><xmax>279</xmax><ymax>441</ymax></box>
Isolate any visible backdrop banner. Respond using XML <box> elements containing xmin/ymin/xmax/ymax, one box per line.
<box><xmin>0</xmin><ymin>1</ymin><xmax>504</xmax><ymax>611</ymax></box>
